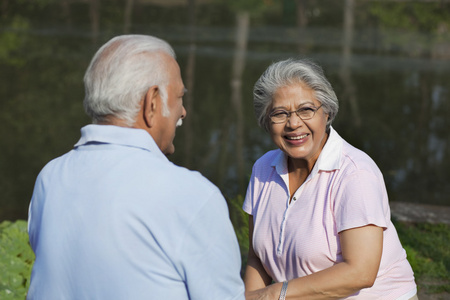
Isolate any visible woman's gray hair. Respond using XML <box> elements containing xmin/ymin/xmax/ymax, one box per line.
<box><xmin>253</xmin><ymin>58</ymin><xmax>339</xmax><ymax>132</ymax></box>
<box><xmin>83</xmin><ymin>34</ymin><xmax>176</xmax><ymax>126</ymax></box>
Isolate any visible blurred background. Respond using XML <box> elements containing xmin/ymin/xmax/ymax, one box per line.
<box><xmin>1</xmin><ymin>0</ymin><xmax>449</xmax><ymax>222</ymax></box>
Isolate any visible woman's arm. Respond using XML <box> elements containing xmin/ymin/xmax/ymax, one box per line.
<box><xmin>246</xmin><ymin>224</ymin><xmax>383</xmax><ymax>300</ymax></box>
<box><xmin>244</xmin><ymin>215</ymin><xmax>273</xmax><ymax>292</ymax></box>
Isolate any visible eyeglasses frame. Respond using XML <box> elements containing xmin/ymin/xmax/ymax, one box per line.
<box><xmin>269</xmin><ymin>104</ymin><xmax>323</xmax><ymax>124</ymax></box>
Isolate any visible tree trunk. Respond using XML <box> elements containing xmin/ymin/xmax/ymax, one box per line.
<box><xmin>340</xmin><ymin>0</ymin><xmax>361</xmax><ymax>127</ymax></box>
<box><xmin>230</xmin><ymin>11</ymin><xmax>249</xmax><ymax>193</ymax></box>
<box><xmin>61</xmin><ymin>0</ymin><xmax>72</xmax><ymax>27</ymax></box>
<box><xmin>89</xmin><ymin>0</ymin><xmax>100</xmax><ymax>45</ymax></box>
<box><xmin>123</xmin><ymin>0</ymin><xmax>134</xmax><ymax>33</ymax></box>
<box><xmin>183</xmin><ymin>0</ymin><xmax>197</xmax><ymax>169</ymax></box>
<box><xmin>296</xmin><ymin>0</ymin><xmax>308</xmax><ymax>54</ymax></box>
<box><xmin>1</xmin><ymin>0</ymin><xmax>8</xmax><ymax>17</ymax></box>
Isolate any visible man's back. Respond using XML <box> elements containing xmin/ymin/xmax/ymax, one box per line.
<box><xmin>27</xmin><ymin>125</ymin><xmax>244</xmax><ymax>299</ymax></box>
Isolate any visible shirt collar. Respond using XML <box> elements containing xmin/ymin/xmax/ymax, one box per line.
<box><xmin>271</xmin><ymin>126</ymin><xmax>343</xmax><ymax>176</ymax></box>
<box><xmin>315</xmin><ymin>126</ymin><xmax>343</xmax><ymax>171</ymax></box>
<box><xmin>272</xmin><ymin>150</ymin><xmax>288</xmax><ymax>176</ymax></box>
<box><xmin>74</xmin><ymin>124</ymin><xmax>168</xmax><ymax>162</ymax></box>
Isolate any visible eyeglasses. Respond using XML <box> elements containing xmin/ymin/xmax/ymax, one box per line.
<box><xmin>269</xmin><ymin>104</ymin><xmax>323</xmax><ymax>124</ymax></box>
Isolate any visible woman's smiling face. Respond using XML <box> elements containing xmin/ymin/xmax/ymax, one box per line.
<box><xmin>269</xmin><ymin>82</ymin><xmax>329</xmax><ymax>167</ymax></box>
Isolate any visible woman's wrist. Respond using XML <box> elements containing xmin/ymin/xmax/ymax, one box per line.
<box><xmin>278</xmin><ymin>281</ymin><xmax>288</xmax><ymax>300</ymax></box>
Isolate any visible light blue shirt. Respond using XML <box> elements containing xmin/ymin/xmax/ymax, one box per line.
<box><xmin>28</xmin><ymin>124</ymin><xmax>245</xmax><ymax>300</ymax></box>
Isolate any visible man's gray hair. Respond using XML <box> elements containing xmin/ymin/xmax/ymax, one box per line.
<box><xmin>83</xmin><ymin>34</ymin><xmax>176</xmax><ymax>126</ymax></box>
<box><xmin>253</xmin><ymin>58</ymin><xmax>339</xmax><ymax>132</ymax></box>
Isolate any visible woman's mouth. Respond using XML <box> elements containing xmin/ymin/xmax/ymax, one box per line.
<box><xmin>285</xmin><ymin>133</ymin><xmax>308</xmax><ymax>140</ymax></box>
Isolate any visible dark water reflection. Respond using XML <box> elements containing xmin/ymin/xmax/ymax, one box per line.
<box><xmin>1</xmin><ymin>1</ymin><xmax>449</xmax><ymax>221</ymax></box>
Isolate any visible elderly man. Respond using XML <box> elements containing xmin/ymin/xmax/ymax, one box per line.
<box><xmin>27</xmin><ymin>35</ymin><xmax>245</xmax><ymax>300</ymax></box>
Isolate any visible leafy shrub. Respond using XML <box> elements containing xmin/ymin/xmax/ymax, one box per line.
<box><xmin>228</xmin><ymin>195</ymin><xmax>249</xmax><ymax>274</ymax></box>
<box><xmin>0</xmin><ymin>220</ymin><xmax>34</xmax><ymax>300</ymax></box>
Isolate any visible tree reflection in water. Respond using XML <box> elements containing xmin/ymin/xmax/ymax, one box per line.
<box><xmin>0</xmin><ymin>0</ymin><xmax>449</xmax><ymax>221</ymax></box>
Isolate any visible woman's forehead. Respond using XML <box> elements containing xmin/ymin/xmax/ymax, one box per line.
<box><xmin>272</xmin><ymin>84</ymin><xmax>319</xmax><ymax>107</ymax></box>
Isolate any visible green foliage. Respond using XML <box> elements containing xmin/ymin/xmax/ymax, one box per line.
<box><xmin>217</xmin><ymin>0</ymin><xmax>281</xmax><ymax>17</ymax></box>
<box><xmin>228</xmin><ymin>195</ymin><xmax>249</xmax><ymax>272</ymax></box>
<box><xmin>10</xmin><ymin>0</ymin><xmax>55</xmax><ymax>9</ymax></box>
<box><xmin>367</xmin><ymin>2</ymin><xmax>450</xmax><ymax>57</ymax></box>
<box><xmin>394</xmin><ymin>220</ymin><xmax>450</xmax><ymax>293</ymax></box>
<box><xmin>403</xmin><ymin>245</ymin><xmax>447</xmax><ymax>280</ymax></box>
<box><xmin>0</xmin><ymin>220</ymin><xmax>34</xmax><ymax>300</ymax></box>
<box><xmin>0</xmin><ymin>16</ymin><xmax>29</xmax><ymax>66</ymax></box>
<box><xmin>369</xmin><ymin>2</ymin><xmax>450</xmax><ymax>33</ymax></box>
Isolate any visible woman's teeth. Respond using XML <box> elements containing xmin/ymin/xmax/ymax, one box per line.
<box><xmin>286</xmin><ymin>134</ymin><xmax>308</xmax><ymax>140</ymax></box>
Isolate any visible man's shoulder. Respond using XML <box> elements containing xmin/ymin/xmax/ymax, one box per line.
<box><xmin>40</xmin><ymin>147</ymin><xmax>218</xmax><ymax>194</ymax></box>
<box><xmin>37</xmin><ymin>150</ymin><xmax>76</xmax><ymax>176</ymax></box>
<box><xmin>164</xmin><ymin>162</ymin><xmax>220</xmax><ymax>195</ymax></box>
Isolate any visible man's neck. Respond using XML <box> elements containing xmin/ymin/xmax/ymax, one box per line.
<box><xmin>97</xmin><ymin>116</ymin><xmax>132</xmax><ymax>128</ymax></box>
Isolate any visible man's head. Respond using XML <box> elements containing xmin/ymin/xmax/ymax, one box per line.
<box><xmin>83</xmin><ymin>35</ymin><xmax>186</xmax><ymax>155</ymax></box>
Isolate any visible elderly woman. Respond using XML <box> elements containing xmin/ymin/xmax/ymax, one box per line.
<box><xmin>243</xmin><ymin>59</ymin><xmax>417</xmax><ymax>300</ymax></box>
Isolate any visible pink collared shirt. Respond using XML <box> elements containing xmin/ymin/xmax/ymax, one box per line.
<box><xmin>243</xmin><ymin>127</ymin><xmax>416</xmax><ymax>300</ymax></box>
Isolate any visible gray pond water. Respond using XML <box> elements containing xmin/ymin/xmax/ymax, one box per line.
<box><xmin>1</xmin><ymin>0</ymin><xmax>449</xmax><ymax>221</ymax></box>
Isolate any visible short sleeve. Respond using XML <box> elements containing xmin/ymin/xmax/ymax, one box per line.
<box><xmin>334</xmin><ymin>169</ymin><xmax>389</xmax><ymax>233</ymax></box>
<box><xmin>242</xmin><ymin>167</ymin><xmax>256</xmax><ymax>215</ymax></box>
<box><xmin>28</xmin><ymin>169</ymin><xmax>47</xmax><ymax>247</ymax></box>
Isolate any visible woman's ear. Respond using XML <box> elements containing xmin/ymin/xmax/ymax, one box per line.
<box><xmin>143</xmin><ymin>85</ymin><xmax>159</xmax><ymax>128</ymax></box>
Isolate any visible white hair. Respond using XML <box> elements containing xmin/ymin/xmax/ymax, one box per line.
<box><xmin>254</xmin><ymin>58</ymin><xmax>339</xmax><ymax>132</ymax></box>
<box><xmin>83</xmin><ymin>34</ymin><xmax>176</xmax><ymax>126</ymax></box>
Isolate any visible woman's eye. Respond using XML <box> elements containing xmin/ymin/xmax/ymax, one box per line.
<box><xmin>273</xmin><ymin>111</ymin><xmax>288</xmax><ymax>117</ymax></box>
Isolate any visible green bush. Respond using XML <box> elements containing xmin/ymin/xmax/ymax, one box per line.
<box><xmin>0</xmin><ymin>220</ymin><xmax>34</xmax><ymax>300</ymax></box>
<box><xmin>228</xmin><ymin>195</ymin><xmax>249</xmax><ymax>274</ymax></box>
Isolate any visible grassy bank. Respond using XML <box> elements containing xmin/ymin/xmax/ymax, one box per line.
<box><xmin>393</xmin><ymin>220</ymin><xmax>450</xmax><ymax>295</ymax></box>
<box><xmin>1</xmin><ymin>215</ymin><xmax>449</xmax><ymax>299</ymax></box>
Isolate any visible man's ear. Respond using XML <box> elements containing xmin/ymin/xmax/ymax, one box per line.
<box><xmin>143</xmin><ymin>85</ymin><xmax>159</xmax><ymax>128</ymax></box>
